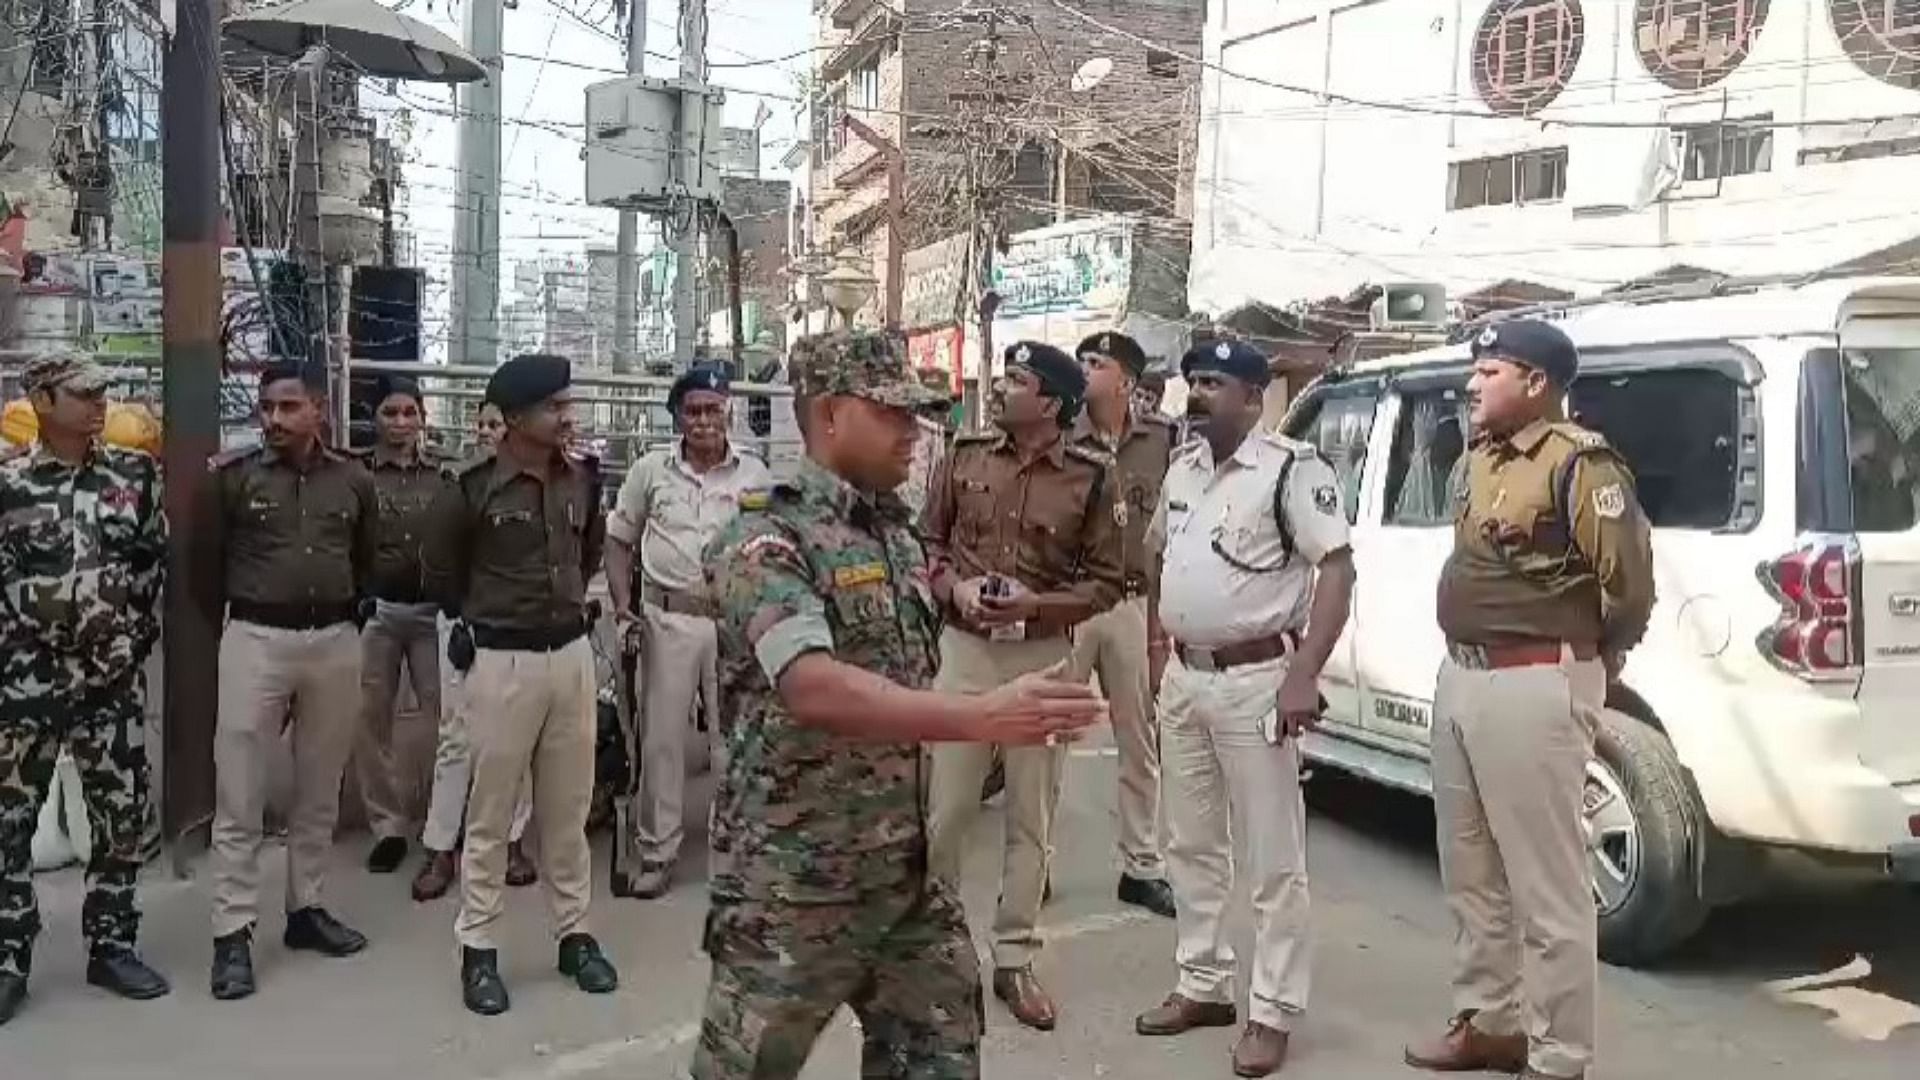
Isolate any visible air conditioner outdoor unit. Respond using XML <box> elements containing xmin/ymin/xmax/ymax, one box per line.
<box><xmin>1370</xmin><ymin>282</ymin><xmax>1448</xmax><ymax>330</ymax></box>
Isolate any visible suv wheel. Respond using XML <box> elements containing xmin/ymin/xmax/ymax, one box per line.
<box><xmin>1588</xmin><ymin>709</ymin><xmax>1711</xmax><ymax>966</ymax></box>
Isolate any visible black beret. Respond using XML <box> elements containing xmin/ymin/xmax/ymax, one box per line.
<box><xmin>1180</xmin><ymin>338</ymin><xmax>1271</xmax><ymax>388</ymax></box>
<box><xmin>668</xmin><ymin>364</ymin><xmax>731</xmax><ymax>414</ymax></box>
<box><xmin>1076</xmin><ymin>331</ymin><xmax>1148</xmax><ymax>378</ymax></box>
<box><xmin>486</xmin><ymin>353</ymin><xmax>571</xmax><ymax>413</ymax></box>
<box><xmin>1471</xmin><ymin>319</ymin><xmax>1579</xmax><ymax>386</ymax></box>
<box><xmin>1005</xmin><ymin>341</ymin><xmax>1087</xmax><ymax>414</ymax></box>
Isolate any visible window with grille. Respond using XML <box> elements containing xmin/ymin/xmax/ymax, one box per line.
<box><xmin>1676</xmin><ymin>117</ymin><xmax>1774</xmax><ymax>181</ymax></box>
<box><xmin>1447</xmin><ymin>148</ymin><xmax>1568</xmax><ymax>210</ymax></box>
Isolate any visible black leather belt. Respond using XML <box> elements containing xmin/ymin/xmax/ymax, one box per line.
<box><xmin>1173</xmin><ymin>630</ymin><xmax>1300</xmax><ymax>672</ymax></box>
<box><xmin>230</xmin><ymin>599</ymin><xmax>356</xmax><ymax>631</ymax></box>
<box><xmin>472</xmin><ymin>620</ymin><xmax>588</xmax><ymax>652</ymax></box>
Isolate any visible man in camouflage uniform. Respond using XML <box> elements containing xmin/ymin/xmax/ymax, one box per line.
<box><xmin>0</xmin><ymin>354</ymin><xmax>169</xmax><ymax>1023</ymax></box>
<box><xmin>694</xmin><ymin>330</ymin><xmax>1105</xmax><ymax>1079</ymax></box>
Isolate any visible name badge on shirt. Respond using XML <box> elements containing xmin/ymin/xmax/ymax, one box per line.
<box><xmin>489</xmin><ymin>509</ymin><xmax>534</xmax><ymax>526</ymax></box>
<box><xmin>833</xmin><ymin>562</ymin><xmax>889</xmax><ymax>589</ymax></box>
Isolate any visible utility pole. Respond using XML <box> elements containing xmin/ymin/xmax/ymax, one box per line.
<box><xmin>946</xmin><ymin>7</ymin><xmax>1018</xmax><ymax>429</ymax></box>
<box><xmin>450</xmin><ymin>0</ymin><xmax>505</xmax><ymax>366</ymax></box>
<box><xmin>670</xmin><ymin>0</ymin><xmax>707</xmax><ymax>369</ymax></box>
<box><xmin>611</xmin><ymin>0</ymin><xmax>646</xmax><ymax>373</ymax></box>
<box><xmin>159</xmin><ymin>0</ymin><xmax>223</xmax><ymax>864</ymax></box>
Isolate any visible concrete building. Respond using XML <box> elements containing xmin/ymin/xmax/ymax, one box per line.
<box><xmin>801</xmin><ymin>0</ymin><xmax>1208</xmax><ymax>330</ymax></box>
<box><xmin>1191</xmin><ymin>0</ymin><xmax>1920</xmax><ymax>329</ymax></box>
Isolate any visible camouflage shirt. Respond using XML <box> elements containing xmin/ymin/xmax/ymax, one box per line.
<box><xmin>0</xmin><ymin>440</ymin><xmax>166</xmax><ymax>681</ymax></box>
<box><xmin>703</xmin><ymin>457</ymin><xmax>942</xmax><ymax>906</ymax></box>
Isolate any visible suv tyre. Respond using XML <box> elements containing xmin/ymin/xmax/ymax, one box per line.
<box><xmin>1590</xmin><ymin>708</ymin><xmax>1712</xmax><ymax>966</ymax></box>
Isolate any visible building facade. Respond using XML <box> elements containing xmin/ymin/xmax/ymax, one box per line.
<box><xmin>801</xmin><ymin>0</ymin><xmax>1208</xmax><ymax>330</ymax></box>
<box><xmin>1191</xmin><ymin>0</ymin><xmax>1920</xmax><ymax>319</ymax></box>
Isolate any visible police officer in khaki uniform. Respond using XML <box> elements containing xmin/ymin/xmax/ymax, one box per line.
<box><xmin>207</xmin><ymin>364</ymin><xmax>379</xmax><ymax>1001</ymax></box>
<box><xmin>605</xmin><ymin>365</ymin><xmax>771</xmax><ymax>898</ymax></box>
<box><xmin>1404</xmin><ymin>320</ymin><xmax>1653</xmax><ymax>1080</ymax></box>
<box><xmin>1069</xmin><ymin>331</ymin><xmax>1178</xmax><ymax>918</ymax></box>
<box><xmin>353</xmin><ymin>377</ymin><xmax>451</xmax><ymax>876</ymax></box>
<box><xmin>424</xmin><ymin>354</ymin><xmax>618</xmax><ymax>1016</ymax></box>
<box><xmin>922</xmin><ymin>341</ymin><xmax>1125</xmax><ymax>1032</ymax></box>
<box><xmin>1133</xmin><ymin>339</ymin><xmax>1355</xmax><ymax>1078</ymax></box>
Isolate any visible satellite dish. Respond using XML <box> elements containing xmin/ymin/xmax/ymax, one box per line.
<box><xmin>1070</xmin><ymin>57</ymin><xmax>1113</xmax><ymax>92</ymax></box>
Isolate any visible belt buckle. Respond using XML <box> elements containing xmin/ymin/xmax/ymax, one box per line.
<box><xmin>1186</xmin><ymin>646</ymin><xmax>1218</xmax><ymax>673</ymax></box>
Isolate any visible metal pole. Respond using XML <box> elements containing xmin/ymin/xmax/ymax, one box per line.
<box><xmin>159</xmin><ymin>0</ymin><xmax>223</xmax><ymax>867</ymax></box>
<box><xmin>451</xmin><ymin>0</ymin><xmax>506</xmax><ymax>366</ymax></box>
<box><xmin>612</xmin><ymin>0</ymin><xmax>647</xmax><ymax>374</ymax></box>
<box><xmin>670</xmin><ymin>0</ymin><xmax>707</xmax><ymax>369</ymax></box>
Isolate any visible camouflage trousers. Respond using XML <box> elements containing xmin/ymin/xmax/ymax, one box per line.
<box><xmin>691</xmin><ymin>882</ymin><xmax>983</xmax><ymax>1080</ymax></box>
<box><xmin>0</xmin><ymin>662</ymin><xmax>150</xmax><ymax>977</ymax></box>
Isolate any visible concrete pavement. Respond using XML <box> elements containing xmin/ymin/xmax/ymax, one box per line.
<box><xmin>6</xmin><ymin>748</ymin><xmax>1917</xmax><ymax>1079</ymax></box>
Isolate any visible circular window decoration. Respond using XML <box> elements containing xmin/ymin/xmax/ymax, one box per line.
<box><xmin>1473</xmin><ymin>0</ymin><xmax>1588</xmax><ymax>117</ymax></box>
<box><xmin>1830</xmin><ymin>1</ymin><xmax>1920</xmax><ymax>90</ymax></box>
<box><xmin>1634</xmin><ymin>1</ymin><xmax>1772</xmax><ymax>90</ymax></box>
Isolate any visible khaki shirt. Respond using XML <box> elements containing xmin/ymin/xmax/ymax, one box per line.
<box><xmin>1150</xmin><ymin>431</ymin><xmax>1349</xmax><ymax>647</ymax></box>
<box><xmin>211</xmin><ymin>443</ymin><xmax>378</xmax><ymax>611</ymax></box>
<box><xmin>424</xmin><ymin>443</ymin><xmax>606</xmax><ymax>632</ymax></box>
<box><xmin>361</xmin><ymin>444</ymin><xmax>455</xmax><ymax>602</ymax></box>
<box><xmin>1436</xmin><ymin>418</ymin><xmax>1655</xmax><ymax>652</ymax></box>
<box><xmin>921</xmin><ymin>429</ymin><xmax>1125</xmax><ymax>624</ymax></box>
<box><xmin>607</xmin><ymin>440</ymin><xmax>772</xmax><ymax>594</ymax></box>
<box><xmin>1071</xmin><ymin>407</ymin><xmax>1177</xmax><ymax>590</ymax></box>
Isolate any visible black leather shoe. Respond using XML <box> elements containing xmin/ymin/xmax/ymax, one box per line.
<box><xmin>87</xmin><ymin>948</ymin><xmax>171</xmax><ymax>1000</ymax></box>
<box><xmin>366</xmin><ymin>836</ymin><xmax>409</xmax><ymax>874</ymax></box>
<box><xmin>283</xmin><ymin>907</ymin><xmax>368</xmax><ymax>957</ymax></box>
<box><xmin>0</xmin><ymin>973</ymin><xmax>27</xmax><ymax>1025</ymax></box>
<box><xmin>461</xmin><ymin>947</ymin><xmax>510</xmax><ymax>1016</ymax></box>
<box><xmin>210</xmin><ymin>928</ymin><xmax>256</xmax><ymax>1001</ymax></box>
<box><xmin>1118</xmin><ymin>875</ymin><xmax>1178</xmax><ymax>918</ymax></box>
<box><xmin>557</xmin><ymin>933</ymin><xmax>619</xmax><ymax>994</ymax></box>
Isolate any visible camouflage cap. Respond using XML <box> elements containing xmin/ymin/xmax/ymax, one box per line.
<box><xmin>789</xmin><ymin>330</ymin><xmax>950</xmax><ymax>411</ymax></box>
<box><xmin>21</xmin><ymin>352</ymin><xmax>112</xmax><ymax>396</ymax></box>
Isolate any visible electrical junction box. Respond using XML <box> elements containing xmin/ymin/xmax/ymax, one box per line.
<box><xmin>584</xmin><ymin>76</ymin><xmax>728</xmax><ymax>211</ymax></box>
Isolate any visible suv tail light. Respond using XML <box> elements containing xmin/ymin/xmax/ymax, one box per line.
<box><xmin>1757</xmin><ymin>534</ymin><xmax>1862</xmax><ymax>679</ymax></box>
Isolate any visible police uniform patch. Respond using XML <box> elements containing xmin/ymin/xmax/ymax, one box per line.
<box><xmin>1214</xmin><ymin>341</ymin><xmax>1233</xmax><ymax>361</ymax></box>
<box><xmin>738</xmin><ymin>533</ymin><xmax>800</xmax><ymax>562</ymax></box>
<box><xmin>833</xmin><ymin>562</ymin><xmax>889</xmax><ymax>588</ymax></box>
<box><xmin>1113</xmin><ymin>500</ymin><xmax>1129</xmax><ymax>528</ymax></box>
<box><xmin>1015</xmin><ymin>344</ymin><xmax>1032</xmax><ymax>364</ymax></box>
<box><xmin>1312</xmin><ymin>484</ymin><xmax>1338</xmax><ymax>515</ymax></box>
<box><xmin>1476</xmin><ymin>327</ymin><xmax>1499</xmax><ymax>348</ymax></box>
<box><xmin>1593</xmin><ymin>483</ymin><xmax>1626</xmax><ymax>520</ymax></box>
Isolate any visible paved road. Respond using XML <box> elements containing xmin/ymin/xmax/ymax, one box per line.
<box><xmin>8</xmin><ymin>748</ymin><xmax>1917</xmax><ymax>1079</ymax></box>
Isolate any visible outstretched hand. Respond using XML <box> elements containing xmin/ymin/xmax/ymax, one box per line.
<box><xmin>975</xmin><ymin>660</ymin><xmax>1105</xmax><ymax>746</ymax></box>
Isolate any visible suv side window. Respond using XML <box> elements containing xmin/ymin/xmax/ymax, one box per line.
<box><xmin>1571</xmin><ymin>367</ymin><xmax>1745</xmax><ymax>529</ymax></box>
<box><xmin>1283</xmin><ymin>383</ymin><xmax>1380</xmax><ymax>524</ymax></box>
<box><xmin>1383</xmin><ymin>385</ymin><xmax>1469</xmax><ymax>526</ymax></box>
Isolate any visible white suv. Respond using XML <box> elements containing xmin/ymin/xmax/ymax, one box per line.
<box><xmin>1283</xmin><ymin>277</ymin><xmax>1920</xmax><ymax>965</ymax></box>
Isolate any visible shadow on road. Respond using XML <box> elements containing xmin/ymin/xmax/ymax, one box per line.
<box><xmin>1302</xmin><ymin>765</ymin><xmax>1919</xmax><ymax>1004</ymax></box>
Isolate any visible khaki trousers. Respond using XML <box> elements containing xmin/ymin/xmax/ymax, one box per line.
<box><xmin>455</xmin><ymin>638</ymin><xmax>596</xmax><ymax>949</ymax></box>
<box><xmin>1159</xmin><ymin>654</ymin><xmax>1311</xmax><ymax>1031</ymax></box>
<box><xmin>926</xmin><ymin>628</ymin><xmax>1070</xmax><ymax>971</ymax></box>
<box><xmin>635</xmin><ymin>603</ymin><xmax>722</xmax><ymax>865</ymax></box>
<box><xmin>1069</xmin><ymin>595</ymin><xmax>1163</xmax><ymax>880</ymax></box>
<box><xmin>211</xmin><ymin>621</ymin><xmax>362</xmax><ymax>936</ymax></box>
<box><xmin>1432</xmin><ymin>654</ymin><xmax>1604</xmax><ymax>1079</ymax></box>
<box><xmin>354</xmin><ymin>600</ymin><xmax>441</xmax><ymax>842</ymax></box>
<box><xmin>421</xmin><ymin>615</ymin><xmax>530</xmax><ymax>854</ymax></box>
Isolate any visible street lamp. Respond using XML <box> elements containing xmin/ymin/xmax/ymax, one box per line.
<box><xmin>819</xmin><ymin>261</ymin><xmax>878</xmax><ymax>329</ymax></box>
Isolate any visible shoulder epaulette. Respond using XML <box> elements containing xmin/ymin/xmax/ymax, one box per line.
<box><xmin>208</xmin><ymin>445</ymin><xmax>261</xmax><ymax>471</ymax></box>
<box><xmin>1065</xmin><ymin>442</ymin><xmax>1114</xmax><ymax>469</ymax></box>
<box><xmin>453</xmin><ymin>451</ymin><xmax>496</xmax><ymax>479</ymax></box>
<box><xmin>1546</xmin><ymin>422</ymin><xmax>1612</xmax><ymax>453</ymax></box>
<box><xmin>1137</xmin><ymin>410</ymin><xmax>1177</xmax><ymax>432</ymax></box>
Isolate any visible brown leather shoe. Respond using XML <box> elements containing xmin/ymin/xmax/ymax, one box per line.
<box><xmin>1232</xmin><ymin>1022</ymin><xmax>1290</xmax><ymax>1077</ymax></box>
<box><xmin>1136</xmin><ymin>992</ymin><xmax>1237</xmax><ymax>1036</ymax></box>
<box><xmin>992</xmin><ymin>967</ymin><xmax>1057</xmax><ymax>1031</ymax></box>
<box><xmin>1404</xmin><ymin>1013</ymin><xmax>1527</xmax><ymax>1073</ymax></box>
<box><xmin>506</xmin><ymin>841</ymin><xmax>539</xmax><ymax>888</ymax></box>
<box><xmin>412</xmin><ymin>850</ymin><xmax>457</xmax><ymax>902</ymax></box>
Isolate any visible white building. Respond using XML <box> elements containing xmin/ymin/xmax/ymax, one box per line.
<box><xmin>1191</xmin><ymin>0</ymin><xmax>1920</xmax><ymax>317</ymax></box>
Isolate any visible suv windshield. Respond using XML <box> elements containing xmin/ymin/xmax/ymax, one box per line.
<box><xmin>1842</xmin><ymin>347</ymin><xmax>1920</xmax><ymax>532</ymax></box>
